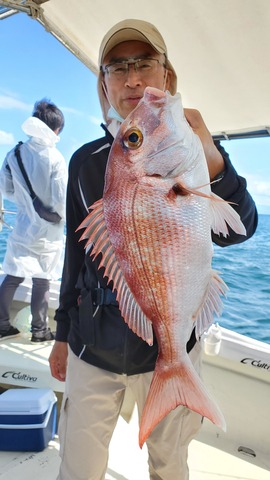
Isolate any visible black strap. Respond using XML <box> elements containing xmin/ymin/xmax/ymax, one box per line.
<box><xmin>186</xmin><ymin>327</ymin><xmax>197</xmax><ymax>353</ymax></box>
<box><xmin>92</xmin><ymin>287</ymin><xmax>118</xmax><ymax>306</ymax></box>
<box><xmin>14</xmin><ymin>142</ymin><xmax>36</xmax><ymax>200</ymax></box>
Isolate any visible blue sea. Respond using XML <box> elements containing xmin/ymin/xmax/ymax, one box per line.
<box><xmin>1</xmin><ymin>200</ymin><xmax>269</xmax><ymax>344</ymax></box>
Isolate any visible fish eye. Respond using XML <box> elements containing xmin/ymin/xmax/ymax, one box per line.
<box><xmin>123</xmin><ymin>128</ymin><xmax>143</xmax><ymax>149</ymax></box>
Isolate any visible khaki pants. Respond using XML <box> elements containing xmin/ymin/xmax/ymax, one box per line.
<box><xmin>57</xmin><ymin>343</ymin><xmax>202</xmax><ymax>480</ymax></box>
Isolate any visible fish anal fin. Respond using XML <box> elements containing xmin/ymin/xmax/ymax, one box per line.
<box><xmin>116</xmin><ymin>279</ymin><xmax>153</xmax><ymax>345</ymax></box>
<box><xmin>194</xmin><ymin>270</ymin><xmax>228</xmax><ymax>338</ymax></box>
<box><xmin>139</xmin><ymin>357</ymin><xmax>226</xmax><ymax>448</ymax></box>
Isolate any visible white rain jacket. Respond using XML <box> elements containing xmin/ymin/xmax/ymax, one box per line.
<box><xmin>0</xmin><ymin>117</ymin><xmax>68</xmax><ymax>280</ymax></box>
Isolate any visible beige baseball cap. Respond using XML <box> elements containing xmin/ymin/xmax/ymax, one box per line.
<box><xmin>98</xmin><ymin>19</ymin><xmax>177</xmax><ymax>123</ymax></box>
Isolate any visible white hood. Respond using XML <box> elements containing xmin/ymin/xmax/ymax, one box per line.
<box><xmin>22</xmin><ymin>117</ymin><xmax>60</xmax><ymax>146</ymax></box>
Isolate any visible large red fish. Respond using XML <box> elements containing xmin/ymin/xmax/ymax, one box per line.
<box><xmin>79</xmin><ymin>87</ymin><xmax>246</xmax><ymax>447</ymax></box>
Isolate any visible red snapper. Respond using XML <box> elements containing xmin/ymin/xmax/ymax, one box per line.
<box><xmin>79</xmin><ymin>87</ymin><xmax>246</xmax><ymax>447</ymax></box>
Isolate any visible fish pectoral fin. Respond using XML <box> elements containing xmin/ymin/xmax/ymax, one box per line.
<box><xmin>139</xmin><ymin>357</ymin><xmax>226</xmax><ymax>448</ymax></box>
<box><xmin>167</xmin><ymin>181</ymin><xmax>211</xmax><ymax>203</ymax></box>
<box><xmin>77</xmin><ymin>198</ymin><xmax>153</xmax><ymax>346</ymax></box>
<box><xmin>195</xmin><ymin>270</ymin><xmax>228</xmax><ymax>338</ymax></box>
<box><xmin>210</xmin><ymin>192</ymin><xmax>246</xmax><ymax>237</ymax></box>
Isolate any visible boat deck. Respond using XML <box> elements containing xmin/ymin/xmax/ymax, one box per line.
<box><xmin>0</xmin><ymin>410</ymin><xmax>269</xmax><ymax>480</ymax></box>
<box><xmin>0</xmin><ymin>301</ymin><xmax>63</xmax><ymax>393</ymax></box>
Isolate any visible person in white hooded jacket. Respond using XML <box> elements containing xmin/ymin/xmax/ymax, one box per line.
<box><xmin>0</xmin><ymin>99</ymin><xmax>67</xmax><ymax>342</ymax></box>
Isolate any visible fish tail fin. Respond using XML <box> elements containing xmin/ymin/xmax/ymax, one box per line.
<box><xmin>139</xmin><ymin>357</ymin><xmax>226</xmax><ymax>448</ymax></box>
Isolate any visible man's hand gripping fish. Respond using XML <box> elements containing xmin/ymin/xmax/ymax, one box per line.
<box><xmin>78</xmin><ymin>87</ymin><xmax>246</xmax><ymax>447</ymax></box>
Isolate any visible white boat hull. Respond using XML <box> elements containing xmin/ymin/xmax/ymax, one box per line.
<box><xmin>199</xmin><ymin>327</ymin><xmax>270</xmax><ymax>470</ymax></box>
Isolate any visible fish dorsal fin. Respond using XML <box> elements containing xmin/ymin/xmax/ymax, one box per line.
<box><xmin>209</xmin><ymin>192</ymin><xmax>246</xmax><ymax>237</ymax></box>
<box><xmin>78</xmin><ymin>199</ymin><xmax>153</xmax><ymax>345</ymax></box>
<box><xmin>195</xmin><ymin>270</ymin><xmax>228</xmax><ymax>338</ymax></box>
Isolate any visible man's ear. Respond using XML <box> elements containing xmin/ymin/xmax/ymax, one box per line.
<box><xmin>165</xmin><ymin>69</ymin><xmax>173</xmax><ymax>92</ymax></box>
<box><xmin>102</xmin><ymin>80</ymin><xmax>108</xmax><ymax>95</ymax></box>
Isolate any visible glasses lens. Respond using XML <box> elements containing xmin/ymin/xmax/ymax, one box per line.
<box><xmin>107</xmin><ymin>63</ymin><xmax>128</xmax><ymax>76</ymax></box>
<box><xmin>136</xmin><ymin>59</ymin><xmax>158</xmax><ymax>73</ymax></box>
<box><xmin>105</xmin><ymin>59</ymin><xmax>161</xmax><ymax>77</ymax></box>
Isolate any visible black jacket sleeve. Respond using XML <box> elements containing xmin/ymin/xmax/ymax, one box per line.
<box><xmin>211</xmin><ymin>141</ymin><xmax>258</xmax><ymax>247</ymax></box>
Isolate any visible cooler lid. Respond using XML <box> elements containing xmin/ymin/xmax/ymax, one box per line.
<box><xmin>0</xmin><ymin>388</ymin><xmax>56</xmax><ymax>415</ymax></box>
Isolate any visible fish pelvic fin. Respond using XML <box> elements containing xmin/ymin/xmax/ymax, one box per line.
<box><xmin>195</xmin><ymin>270</ymin><xmax>228</xmax><ymax>338</ymax></box>
<box><xmin>77</xmin><ymin>199</ymin><xmax>153</xmax><ymax>345</ymax></box>
<box><xmin>209</xmin><ymin>192</ymin><xmax>246</xmax><ymax>237</ymax></box>
<box><xmin>139</xmin><ymin>356</ymin><xmax>226</xmax><ymax>448</ymax></box>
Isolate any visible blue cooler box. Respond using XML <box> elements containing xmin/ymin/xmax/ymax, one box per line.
<box><xmin>0</xmin><ymin>388</ymin><xmax>57</xmax><ymax>451</ymax></box>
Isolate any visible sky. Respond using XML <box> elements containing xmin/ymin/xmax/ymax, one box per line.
<box><xmin>0</xmin><ymin>12</ymin><xmax>269</xmax><ymax>215</ymax></box>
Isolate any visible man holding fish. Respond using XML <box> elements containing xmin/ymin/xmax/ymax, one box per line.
<box><xmin>49</xmin><ymin>19</ymin><xmax>258</xmax><ymax>480</ymax></box>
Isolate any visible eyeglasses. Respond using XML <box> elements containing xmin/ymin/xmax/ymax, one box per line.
<box><xmin>101</xmin><ymin>58</ymin><xmax>166</xmax><ymax>78</ymax></box>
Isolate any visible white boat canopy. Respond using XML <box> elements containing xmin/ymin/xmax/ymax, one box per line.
<box><xmin>1</xmin><ymin>0</ymin><xmax>270</xmax><ymax>139</ymax></box>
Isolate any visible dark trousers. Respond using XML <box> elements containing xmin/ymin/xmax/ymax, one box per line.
<box><xmin>0</xmin><ymin>274</ymin><xmax>50</xmax><ymax>334</ymax></box>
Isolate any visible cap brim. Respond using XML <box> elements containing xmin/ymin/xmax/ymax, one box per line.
<box><xmin>99</xmin><ymin>28</ymin><xmax>165</xmax><ymax>65</ymax></box>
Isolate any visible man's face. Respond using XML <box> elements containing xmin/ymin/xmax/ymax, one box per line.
<box><xmin>102</xmin><ymin>40</ymin><xmax>172</xmax><ymax>120</ymax></box>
